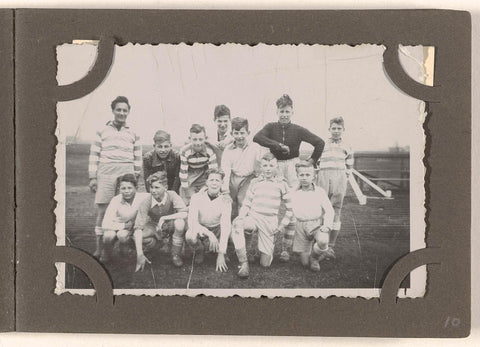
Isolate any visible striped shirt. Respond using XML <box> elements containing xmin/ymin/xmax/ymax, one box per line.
<box><xmin>179</xmin><ymin>144</ymin><xmax>218</xmax><ymax>189</ymax></box>
<box><xmin>242</xmin><ymin>175</ymin><xmax>294</xmax><ymax>228</ymax></box>
<box><xmin>88</xmin><ymin>121</ymin><xmax>142</xmax><ymax>179</ymax></box>
<box><xmin>291</xmin><ymin>184</ymin><xmax>334</xmax><ymax>228</ymax></box>
<box><xmin>318</xmin><ymin>138</ymin><xmax>354</xmax><ymax>170</ymax></box>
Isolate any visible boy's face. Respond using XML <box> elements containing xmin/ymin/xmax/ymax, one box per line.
<box><xmin>150</xmin><ymin>180</ymin><xmax>167</xmax><ymax>201</ymax></box>
<box><xmin>119</xmin><ymin>181</ymin><xmax>136</xmax><ymax>201</ymax></box>
<box><xmin>215</xmin><ymin>115</ymin><xmax>230</xmax><ymax>135</ymax></box>
<box><xmin>329</xmin><ymin>122</ymin><xmax>344</xmax><ymax>139</ymax></box>
<box><xmin>276</xmin><ymin>106</ymin><xmax>293</xmax><ymax>124</ymax></box>
<box><xmin>112</xmin><ymin>102</ymin><xmax>130</xmax><ymax>125</ymax></box>
<box><xmin>206</xmin><ymin>173</ymin><xmax>223</xmax><ymax>195</ymax></box>
<box><xmin>189</xmin><ymin>131</ymin><xmax>206</xmax><ymax>152</ymax></box>
<box><xmin>154</xmin><ymin>141</ymin><xmax>172</xmax><ymax>159</ymax></box>
<box><xmin>260</xmin><ymin>158</ymin><xmax>277</xmax><ymax>179</ymax></box>
<box><xmin>231</xmin><ymin>126</ymin><xmax>249</xmax><ymax>147</ymax></box>
<box><xmin>296</xmin><ymin>166</ymin><xmax>315</xmax><ymax>188</ymax></box>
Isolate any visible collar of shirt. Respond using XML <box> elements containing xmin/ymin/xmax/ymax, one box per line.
<box><xmin>151</xmin><ymin>193</ymin><xmax>168</xmax><ymax>208</ymax></box>
<box><xmin>231</xmin><ymin>139</ymin><xmax>250</xmax><ymax>150</ymax></box>
<box><xmin>190</xmin><ymin>144</ymin><xmax>208</xmax><ymax>156</ymax></box>
<box><xmin>297</xmin><ymin>183</ymin><xmax>316</xmax><ymax>192</ymax></box>
<box><xmin>106</xmin><ymin>120</ymin><xmax>129</xmax><ymax>130</ymax></box>
<box><xmin>152</xmin><ymin>150</ymin><xmax>174</xmax><ymax>167</ymax></box>
<box><xmin>257</xmin><ymin>174</ymin><xmax>281</xmax><ymax>183</ymax></box>
<box><xmin>329</xmin><ymin>137</ymin><xmax>342</xmax><ymax>144</ymax></box>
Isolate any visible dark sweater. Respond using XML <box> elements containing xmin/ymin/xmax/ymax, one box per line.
<box><xmin>253</xmin><ymin>122</ymin><xmax>325</xmax><ymax>163</ymax></box>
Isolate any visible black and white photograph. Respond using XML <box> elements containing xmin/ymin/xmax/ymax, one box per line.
<box><xmin>55</xmin><ymin>42</ymin><xmax>431</xmax><ymax>297</ymax></box>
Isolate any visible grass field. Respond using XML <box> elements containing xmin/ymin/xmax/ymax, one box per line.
<box><xmin>64</xmin><ymin>144</ymin><xmax>410</xmax><ymax>290</ymax></box>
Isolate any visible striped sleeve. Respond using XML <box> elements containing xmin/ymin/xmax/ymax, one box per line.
<box><xmin>88</xmin><ymin>130</ymin><xmax>102</xmax><ymax>179</ymax></box>
<box><xmin>208</xmin><ymin>148</ymin><xmax>218</xmax><ymax>170</ymax></box>
<box><xmin>133</xmin><ymin>134</ymin><xmax>142</xmax><ymax>176</ymax></box>
<box><xmin>179</xmin><ymin>147</ymin><xmax>189</xmax><ymax>189</ymax></box>
<box><xmin>279</xmin><ymin>183</ymin><xmax>294</xmax><ymax>228</ymax></box>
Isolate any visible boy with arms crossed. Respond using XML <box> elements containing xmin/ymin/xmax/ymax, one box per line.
<box><xmin>291</xmin><ymin>161</ymin><xmax>334</xmax><ymax>271</ymax></box>
<box><xmin>133</xmin><ymin>172</ymin><xmax>188</xmax><ymax>271</ymax></box>
<box><xmin>186</xmin><ymin>168</ymin><xmax>244</xmax><ymax>272</ymax></box>
<box><xmin>179</xmin><ymin>124</ymin><xmax>218</xmax><ymax>205</ymax></box>
<box><xmin>317</xmin><ymin>116</ymin><xmax>354</xmax><ymax>258</ymax></box>
<box><xmin>143</xmin><ymin>130</ymin><xmax>181</xmax><ymax>193</ymax></box>
<box><xmin>232</xmin><ymin>153</ymin><xmax>294</xmax><ymax>278</ymax></box>
<box><xmin>221</xmin><ymin>117</ymin><xmax>263</xmax><ymax>216</ymax></box>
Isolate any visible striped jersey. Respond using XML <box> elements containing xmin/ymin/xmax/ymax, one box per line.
<box><xmin>242</xmin><ymin>175</ymin><xmax>293</xmax><ymax>228</ymax></box>
<box><xmin>317</xmin><ymin>137</ymin><xmax>354</xmax><ymax>170</ymax></box>
<box><xmin>179</xmin><ymin>143</ymin><xmax>218</xmax><ymax>188</ymax></box>
<box><xmin>88</xmin><ymin>121</ymin><xmax>142</xmax><ymax>179</ymax></box>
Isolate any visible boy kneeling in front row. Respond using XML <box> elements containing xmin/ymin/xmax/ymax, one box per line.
<box><xmin>232</xmin><ymin>152</ymin><xmax>294</xmax><ymax>278</ymax></box>
<box><xmin>291</xmin><ymin>161</ymin><xmax>334</xmax><ymax>271</ymax></box>
<box><xmin>186</xmin><ymin>168</ymin><xmax>244</xmax><ymax>272</ymax></box>
<box><xmin>133</xmin><ymin>172</ymin><xmax>188</xmax><ymax>272</ymax></box>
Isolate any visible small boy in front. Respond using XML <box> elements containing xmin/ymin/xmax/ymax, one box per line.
<box><xmin>221</xmin><ymin>117</ymin><xmax>263</xmax><ymax>216</ymax></box>
<box><xmin>133</xmin><ymin>172</ymin><xmax>188</xmax><ymax>271</ymax></box>
<box><xmin>316</xmin><ymin>116</ymin><xmax>354</xmax><ymax>258</ymax></box>
<box><xmin>291</xmin><ymin>161</ymin><xmax>334</xmax><ymax>271</ymax></box>
<box><xmin>143</xmin><ymin>130</ymin><xmax>181</xmax><ymax>193</ymax></box>
<box><xmin>179</xmin><ymin>124</ymin><xmax>218</xmax><ymax>205</ymax></box>
<box><xmin>211</xmin><ymin>104</ymin><xmax>234</xmax><ymax>165</ymax></box>
<box><xmin>232</xmin><ymin>152</ymin><xmax>294</xmax><ymax>278</ymax></box>
<box><xmin>186</xmin><ymin>168</ymin><xmax>244</xmax><ymax>272</ymax></box>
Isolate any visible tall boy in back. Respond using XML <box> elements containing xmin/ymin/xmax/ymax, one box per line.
<box><xmin>143</xmin><ymin>130</ymin><xmax>181</xmax><ymax>193</ymax></box>
<box><xmin>291</xmin><ymin>161</ymin><xmax>334</xmax><ymax>271</ymax></box>
<box><xmin>221</xmin><ymin>117</ymin><xmax>263</xmax><ymax>217</ymax></box>
<box><xmin>211</xmin><ymin>104</ymin><xmax>234</xmax><ymax>166</ymax></box>
<box><xmin>232</xmin><ymin>152</ymin><xmax>294</xmax><ymax>278</ymax></box>
<box><xmin>133</xmin><ymin>172</ymin><xmax>188</xmax><ymax>271</ymax></box>
<box><xmin>186</xmin><ymin>168</ymin><xmax>245</xmax><ymax>272</ymax></box>
<box><xmin>316</xmin><ymin>116</ymin><xmax>354</xmax><ymax>258</ymax></box>
<box><xmin>179</xmin><ymin>124</ymin><xmax>218</xmax><ymax>205</ymax></box>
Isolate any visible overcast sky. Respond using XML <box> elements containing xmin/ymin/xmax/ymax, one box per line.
<box><xmin>57</xmin><ymin>43</ymin><xmax>429</xmax><ymax>151</ymax></box>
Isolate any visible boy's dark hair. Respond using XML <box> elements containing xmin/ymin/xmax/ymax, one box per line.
<box><xmin>111</xmin><ymin>96</ymin><xmax>131</xmax><ymax>110</ymax></box>
<box><xmin>206</xmin><ymin>168</ymin><xmax>225</xmax><ymax>180</ymax></box>
<box><xmin>214</xmin><ymin>104</ymin><xmax>231</xmax><ymax>120</ymax></box>
<box><xmin>231</xmin><ymin>117</ymin><xmax>249</xmax><ymax>132</ymax></box>
<box><xmin>115</xmin><ymin>173</ymin><xmax>137</xmax><ymax>195</ymax></box>
<box><xmin>261</xmin><ymin>152</ymin><xmax>277</xmax><ymax>162</ymax></box>
<box><xmin>153</xmin><ymin>130</ymin><xmax>171</xmax><ymax>144</ymax></box>
<box><xmin>189</xmin><ymin>123</ymin><xmax>206</xmax><ymax>135</ymax></box>
<box><xmin>329</xmin><ymin>116</ymin><xmax>345</xmax><ymax>128</ymax></box>
<box><xmin>295</xmin><ymin>160</ymin><xmax>314</xmax><ymax>172</ymax></box>
<box><xmin>276</xmin><ymin>94</ymin><xmax>293</xmax><ymax>109</ymax></box>
<box><xmin>146</xmin><ymin>171</ymin><xmax>168</xmax><ymax>189</ymax></box>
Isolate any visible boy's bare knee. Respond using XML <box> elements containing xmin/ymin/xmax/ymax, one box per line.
<box><xmin>185</xmin><ymin>229</ymin><xmax>198</xmax><ymax>246</ymax></box>
<box><xmin>174</xmin><ymin>218</ymin><xmax>185</xmax><ymax>231</ymax></box>
<box><xmin>117</xmin><ymin>229</ymin><xmax>130</xmax><ymax>243</ymax></box>
<box><xmin>103</xmin><ymin>230</ymin><xmax>116</xmax><ymax>244</ymax></box>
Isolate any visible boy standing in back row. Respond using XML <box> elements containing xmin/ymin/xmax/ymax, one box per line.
<box><xmin>179</xmin><ymin>124</ymin><xmax>218</xmax><ymax>205</ymax></box>
<box><xmin>316</xmin><ymin>116</ymin><xmax>354</xmax><ymax>258</ymax></box>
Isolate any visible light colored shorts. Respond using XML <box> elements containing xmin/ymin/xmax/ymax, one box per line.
<box><xmin>292</xmin><ymin>218</ymin><xmax>324</xmax><ymax>253</ymax></box>
<box><xmin>95</xmin><ymin>162</ymin><xmax>134</xmax><ymax>204</ymax></box>
<box><xmin>245</xmin><ymin>211</ymin><xmax>278</xmax><ymax>257</ymax></box>
<box><xmin>277</xmin><ymin>157</ymin><xmax>300</xmax><ymax>188</ymax></box>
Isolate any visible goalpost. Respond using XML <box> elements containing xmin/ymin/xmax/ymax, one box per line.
<box><xmin>349</xmin><ymin>169</ymin><xmax>392</xmax><ymax>205</ymax></box>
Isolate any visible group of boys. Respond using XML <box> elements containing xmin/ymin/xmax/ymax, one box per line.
<box><xmin>94</xmin><ymin>96</ymin><xmax>354</xmax><ymax>279</ymax></box>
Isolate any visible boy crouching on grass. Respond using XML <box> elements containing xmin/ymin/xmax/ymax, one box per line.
<box><xmin>291</xmin><ymin>161</ymin><xmax>334</xmax><ymax>272</ymax></box>
<box><xmin>185</xmin><ymin>168</ymin><xmax>244</xmax><ymax>272</ymax></box>
<box><xmin>232</xmin><ymin>152</ymin><xmax>294</xmax><ymax>278</ymax></box>
<box><xmin>133</xmin><ymin>172</ymin><xmax>188</xmax><ymax>272</ymax></box>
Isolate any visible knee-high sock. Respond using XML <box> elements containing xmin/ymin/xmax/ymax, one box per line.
<box><xmin>171</xmin><ymin>228</ymin><xmax>185</xmax><ymax>256</ymax></box>
<box><xmin>329</xmin><ymin>222</ymin><xmax>341</xmax><ymax>247</ymax></box>
<box><xmin>282</xmin><ymin>224</ymin><xmax>295</xmax><ymax>252</ymax></box>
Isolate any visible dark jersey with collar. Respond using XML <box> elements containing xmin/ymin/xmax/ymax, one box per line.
<box><xmin>253</xmin><ymin>122</ymin><xmax>325</xmax><ymax>163</ymax></box>
<box><xmin>143</xmin><ymin>149</ymin><xmax>181</xmax><ymax>193</ymax></box>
